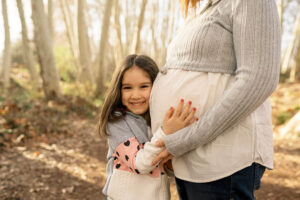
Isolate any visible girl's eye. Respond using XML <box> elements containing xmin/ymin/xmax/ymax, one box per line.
<box><xmin>122</xmin><ymin>86</ymin><xmax>131</xmax><ymax>90</ymax></box>
<box><xmin>141</xmin><ymin>85</ymin><xmax>150</xmax><ymax>88</ymax></box>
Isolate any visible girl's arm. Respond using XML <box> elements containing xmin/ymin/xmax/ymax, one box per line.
<box><xmin>109</xmin><ymin>100</ymin><xmax>196</xmax><ymax>175</ymax></box>
<box><xmin>113</xmin><ymin>127</ymin><xmax>166</xmax><ymax>175</ymax></box>
<box><xmin>162</xmin><ymin>0</ymin><xmax>281</xmax><ymax>157</ymax></box>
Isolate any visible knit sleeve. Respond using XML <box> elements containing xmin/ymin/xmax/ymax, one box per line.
<box><xmin>135</xmin><ymin>127</ymin><xmax>166</xmax><ymax>174</ymax></box>
<box><xmin>164</xmin><ymin>0</ymin><xmax>281</xmax><ymax>157</ymax></box>
<box><xmin>112</xmin><ymin>127</ymin><xmax>166</xmax><ymax>176</ymax></box>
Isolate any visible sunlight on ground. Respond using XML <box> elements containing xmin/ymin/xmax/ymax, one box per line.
<box><xmin>18</xmin><ymin>142</ymin><xmax>107</xmax><ymax>186</ymax></box>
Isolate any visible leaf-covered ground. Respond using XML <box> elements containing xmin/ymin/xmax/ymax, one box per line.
<box><xmin>0</xmin><ymin>83</ymin><xmax>299</xmax><ymax>200</ymax></box>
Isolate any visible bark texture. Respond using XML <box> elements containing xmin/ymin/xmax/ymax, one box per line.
<box><xmin>31</xmin><ymin>0</ymin><xmax>62</xmax><ymax>100</ymax></box>
<box><xmin>95</xmin><ymin>0</ymin><xmax>114</xmax><ymax>96</ymax></box>
<box><xmin>77</xmin><ymin>0</ymin><xmax>94</xmax><ymax>84</ymax></box>
<box><xmin>1</xmin><ymin>0</ymin><xmax>11</xmax><ymax>88</ymax></box>
<box><xmin>16</xmin><ymin>0</ymin><xmax>40</xmax><ymax>86</ymax></box>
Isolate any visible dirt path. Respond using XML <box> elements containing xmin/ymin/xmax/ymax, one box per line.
<box><xmin>0</xmin><ymin>118</ymin><xmax>107</xmax><ymax>200</ymax></box>
<box><xmin>1</xmin><ymin>117</ymin><xmax>300</xmax><ymax>200</ymax></box>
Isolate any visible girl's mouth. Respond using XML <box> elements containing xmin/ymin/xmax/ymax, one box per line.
<box><xmin>130</xmin><ymin>101</ymin><xmax>146</xmax><ymax>106</ymax></box>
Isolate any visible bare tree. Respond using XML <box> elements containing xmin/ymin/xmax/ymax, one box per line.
<box><xmin>130</xmin><ymin>0</ymin><xmax>147</xmax><ymax>53</ymax></box>
<box><xmin>277</xmin><ymin>0</ymin><xmax>291</xmax><ymax>32</ymax></box>
<box><xmin>95</xmin><ymin>0</ymin><xmax>114</xmax><ymax>96</ymax></box>
<box><xmin>150</xmin><ymin>2</ymin><xmax>158</xmax><ymax>61</ymax></box>
<box><xmin>31</xmin><ymin>0</ymin><xmax>62</xmax><ymax>100</ymax></box>
<box><xmin>289</xmin><ymin>12</ymin><xmax>300</xmax><ymax>82</ymax></box>
<box><xmin>159</xmin><ymin>1</ymin><xmax>172</xmax><ymax>67</ymax></box>
<box><xmin>112</xmin><ymin>0</ymin><xmax>124</xmax><ymax>67</ymax></box>
<box><xmin>167</xmin><ymin>0</ymin><xmax>175</xmax><ymax>46</ymax></box>
<box><xmin>281</xmin><ymin>6</ymin><xmax>300</xmax><ymax>74</ymax></box>
<box><xmin>48</xmin><ymin>0</ymin><xmax>54</xmax><ymax>38</ymax></box>
<box><xmin>16</xmin><ymin>0</ymin><xmax>40</xmax><ymax>86</ymax></box>
<box><xmin>1</xmin><ymin>0</ymin><xmax>11</xmax><ymax>88</ymax></box>
<box><xmin>59</xmin><ymin>0</ymin><xmax>80</xmax><ymax>73</ymax></box>
<box><xmin>123</xmin><ymin>0</ymin><xmax>135</xmax><ymax>55</ymax></box>
<box><xmin>279</xmin><ymin>111</ymin><xmax>300</xmax><ymax>138</ymax></box>
<box><xmin>77</xmin><ymin>0</ymin><xmax>94</xmax><ymax>84</ymax></box>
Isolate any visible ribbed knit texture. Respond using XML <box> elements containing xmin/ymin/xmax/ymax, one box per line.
<box><xmin>164</xmin><ymin>0</ymin><xmax>281</xmax><ymax>157</ymax></box>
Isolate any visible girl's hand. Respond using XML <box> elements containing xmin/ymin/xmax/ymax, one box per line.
<box><xmin>152</xmin><ymin>139</ymin><xmax>172</xmax><ymax>166</ymax></box>
<box><xmin>162</xmin><ymin>99</ymin><xmax>197</xmax><ymax>135</ymax></box>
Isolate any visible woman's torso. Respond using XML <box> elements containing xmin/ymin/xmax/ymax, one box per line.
<box><xmin>150</xmin><ymin>0</ymin><xmax>274</xmax><ymax>182</ymax></box>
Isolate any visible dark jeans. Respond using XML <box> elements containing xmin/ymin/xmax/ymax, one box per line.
<box><xmin>175</xmin><ymin>163</ymin><xmax>265</xmax><ymax>200</ymax></box>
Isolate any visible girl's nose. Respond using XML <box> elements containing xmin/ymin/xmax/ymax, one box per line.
<box><xmin>131</xmin><ymin>89</ymin><xmax>141</xmax><ymax>99</ymax></box>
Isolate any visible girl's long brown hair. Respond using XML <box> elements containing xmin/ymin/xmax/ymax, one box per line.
<box><xmin>179</xmin><ymin>0</ymin><xmax>201</xmax><ymax>17</ymax></box>
<box><xmin>98</xmin><ymin>54</ymin><xmax>159</xmax><ymax>136</ymax></box>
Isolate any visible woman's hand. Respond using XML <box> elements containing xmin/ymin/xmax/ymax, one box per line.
<box><xmin>162</xmin><ymin>99</ymin><xmax>197</xmax><ymax>135</ymax></box>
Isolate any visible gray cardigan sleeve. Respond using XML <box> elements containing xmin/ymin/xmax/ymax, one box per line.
<box><xmin>107</xmin><ymin>119</ymin><xmax>166</xmax><ymax>174</ymax></box>
<box><xmin>164</xmin><ymin>0</ymin><xmax>281</xmax><ymax>157</ymax></box>
<box><xmin>107</xmin><ymin>119</ymin><xmax>136</xmax><ymax>151</ymax></box>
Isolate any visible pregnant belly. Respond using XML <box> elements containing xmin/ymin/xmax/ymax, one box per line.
<box><xmin>150</xmin><ymin>69</ymin><xmax>234</xmax><ymax>134</ymax></box>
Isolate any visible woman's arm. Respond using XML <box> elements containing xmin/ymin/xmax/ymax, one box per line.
<box><xmin>163</xmin><ymin>0</ymin><xmax>281</xmax><ymax>157</ymax></box>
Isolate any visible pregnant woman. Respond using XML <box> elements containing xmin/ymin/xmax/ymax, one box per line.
<box><xmin>150</xmin><ymin>0</ymin><xmax>281</xmax><ymax>199</ymax></box>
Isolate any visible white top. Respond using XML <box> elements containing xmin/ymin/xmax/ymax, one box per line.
<box><xmin>150</xmin><ymin>69</ymin><xmax>273</xmax><ymax>182</ymax></box>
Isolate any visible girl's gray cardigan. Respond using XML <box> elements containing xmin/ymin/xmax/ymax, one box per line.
<box><xmin>103</xmin><ymin>112</ymin><xmax>169</xmax><ymax>199</ymax></box>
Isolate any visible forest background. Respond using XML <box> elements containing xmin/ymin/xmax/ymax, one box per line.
<box><xmin>0</xmin><ymin>0</ymin><xmax>300</xmax><ymax>199</ymax></box>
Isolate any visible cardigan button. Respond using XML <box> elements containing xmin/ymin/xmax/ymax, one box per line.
<box><xmin>160</xmin><ymin>67</ymin><xmax>168</xmax><ymax>75</ymax></box>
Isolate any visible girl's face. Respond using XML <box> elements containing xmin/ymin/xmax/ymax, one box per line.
<box><xmin>121</xmin><ymin>66</ymin><xmax>152</xmax><ymax>116</ymax></box>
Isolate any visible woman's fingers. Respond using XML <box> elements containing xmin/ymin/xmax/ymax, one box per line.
<box><xmin>184</xmin><ymin>107</ymin><xmax>197</xmax><ymax>124</ymax></box>
<box><xmin>161</xmin><ymin>155</ymin><xmax>174</xmax><ymax>165</ymax></box>
<box><xmin>180</xmin><ymin>100</ymin><xmax>192</xmax><ymax>120</ymax></box>
<box><xmin>159</xmin><ymin>161</ymin><xmax>166</xmax><ymax>173</ymax></box>
<box><xmin>152</xmin><ymin>149</ymin><xmax>170</xmax><ymax>166</ymax></box>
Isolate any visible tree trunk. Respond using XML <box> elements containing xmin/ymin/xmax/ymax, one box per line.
<box><xmin>16</xmin><ymin>0</ymin><xmax>40</xmax><ymax>86</ymax></box>
<box><xmin>277</xmin><ymin>0</ymin><xmax>291</xmax><ymax>34</ymax></box>
<box><xmin>124</xmin><ymin>0</ymin><xmax>133</xmax><ymax>55</ymax></box>
<box><xmin>77</xmin><ymin>0</ymin><xmax>94</xmax><ymax>84</ymax></box>
<box><xmin>1</xmin><ymin>0</ymin><xmax>11</xmax><ymax>88</ymax></box>
<box><xmin>150</xmin><ymin>2</ymin><xmax>158</xmax><ymax>61</ymax></box>
<box><xmin>130</xmin><ymin>0</ymin><xmax>147</xmax><ymax>53</ymax></box>
<box><xmin>167</xmin><ymin>0</ymin><xmax>175</xmax><ymax>45</ymax></box>
<box><xmin>59</xmin><ymin>0</ymin><xmax>80</xmax><ymax>73</ymax></box>
<box><xmin>95</xmin><ymin>0</ymin><xmax>114</xmax><ymax>96</ymax></box>
<box><xmin>113</xmin><ymin>0</ymin><xmax>124</xmax><ymax>67</ymax></box>
<box><xmin>281</xmin><ymin>8</ymin><xmax>300</xmax><ymax>74</ymax></box>
<box><xmin>31</xmin><ymin>0</ymin><xmax>62</xmax><ymax>100</ymax></box>
<box><xmin>279</xmin><ymin>111</ymin><xmax>300</xmax><ymax>138</ymax></box>
<box><xmin>289</xmin><ymin>12</ymin><xmax>300</xmax><ymax>82</ymax></box>
<box><xmin>48</xmin><ymin>0</ymin><xmax>54</xmax><ymax>38</ymax></box>
<box><xmin>159</xmin><ymin>1</ymin><xmax>172</xmax><ymax>67</ymax></box>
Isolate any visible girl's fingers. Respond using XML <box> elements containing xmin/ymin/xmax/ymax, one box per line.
<box><xmin>174</xmin><ymin>99</ymin><xmax>184</xmax><ymax>117</ymax></box>
<box><xmin>184</xmin><ymin>107</ymin><xmax>197</xmax><ymax>124</ymax></box>
<box><xmin>164</xmin><ymin>106</ymin><xmax>174</xmax><ymax>120</ymax></box>
<box><xmin>180</xmin><ymin>100</ymin><xmax>192</xmax><ymax>120</ymax></box>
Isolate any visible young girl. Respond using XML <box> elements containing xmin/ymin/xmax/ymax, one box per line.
<box><xmin>99</xmin><ymin>54</ymin><xmax>197</xmax><ymax>200</ymax></box>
